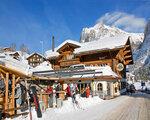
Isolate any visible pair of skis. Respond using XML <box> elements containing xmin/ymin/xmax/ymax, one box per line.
<box><xmin>72</xmin><ymin>100</ymin><xmax>85</xmax><ymax>110</ymax></box>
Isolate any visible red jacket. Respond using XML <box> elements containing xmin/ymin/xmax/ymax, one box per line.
<box><xmin>66</xmin><ymin>86</ymin><xmax>71</xmax><ymax>97</ymax></box>
<box><xmin>46</xmin><ymin>86</ymin><xmax>53</xmax><ymax>94</ymax></box>
<box><xmin>86</xmin><ymin>87</ymin><xmax>90</xmax><ymax>98</ymax></box>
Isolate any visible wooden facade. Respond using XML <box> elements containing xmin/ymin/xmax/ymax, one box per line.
<box><xmin>45</xmin><ymin>37</ymin><xmax>133</xmax><ymax>98</ymax></box>
<box><xmin>2</xmin><ymin>47</ymin><xmax>14</xmax><ymax>53</ymax></box>
<box><xmin>9</xmin><ymin>52</ymin><xmax>20</xmax><ymax>60</ymax></box>
<box><xmin>0</xmin><ymin>36</ymin><xmax>134</xmax><ymax>118</ymax></box>
<box><xmin>0</xmin><ymin>64</ymin><xmax>28</xmax><ymax>117</ymax></box>
<box><xmin>47</xmin><ymin>38</ymin><xmax>133</xmax><ymax>79</ymax></box>
<box><xmin>27</xmin><ymin>52</ymin><xmax>46</xmax><ymax>67</ymax></box>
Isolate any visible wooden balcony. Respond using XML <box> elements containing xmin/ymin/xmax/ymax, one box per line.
<box><xmin>59</xmin><ymin>58</ymin><xmax>80</xmax><ymax>67</ymax></box>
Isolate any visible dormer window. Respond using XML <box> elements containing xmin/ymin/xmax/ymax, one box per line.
<box><xmin>63</xmin><ymin>53</ymin><xmax>75</xmax><ymax>60</ymax></box>
<box><xmin>66</xmin><ymin>54</ymin><xmax>74</xmax><ymax>60</ymax></box>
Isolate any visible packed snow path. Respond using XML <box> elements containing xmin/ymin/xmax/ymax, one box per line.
<box><xmin>8</xmin><ymin>92</ymin><xmax>150</xmax><ymax>120</ymax></box>
<box><xmin>56</xmin><ymin>93</ymin><xmax>150</xmax><ymax>120</ymax></box>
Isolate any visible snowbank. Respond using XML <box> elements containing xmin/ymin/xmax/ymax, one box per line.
<box><xmin>6</xmin><ymin>96</ymin><xmax>103</xmax><ymax>120</ymax></box>
<box><xmin>55</xmin><ymin>95</ymin><xmax>103</xmax><ymax>113</ymax></box>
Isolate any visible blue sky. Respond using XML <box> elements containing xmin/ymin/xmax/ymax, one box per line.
<box><xmin>0</xmin><ymin>0</ymin><xmax>149</xmax><ymax>53</ymax></box>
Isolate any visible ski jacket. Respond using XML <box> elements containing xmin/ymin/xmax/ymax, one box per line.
<box><xmin>46</xmin><ymin>86</ymin><xmax>53</xmax><ymax>94</ymax></box>
<box><xmin>86</xmin><ymin>87</ymin><xmax>90</xmax><ymax>98</ymax></box>
<box><xmin>66</xmin><ymin>86</ymin><xmax>71</xmax><ymax>96</ymax></box>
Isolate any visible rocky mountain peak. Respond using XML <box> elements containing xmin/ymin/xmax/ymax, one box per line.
<box><xmin>80</xmin><ymin>23</ymin><xmax>144</xmax><ymax>44</ymax></box>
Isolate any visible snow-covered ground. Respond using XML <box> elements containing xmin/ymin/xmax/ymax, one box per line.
<box><xmin>6</xmin><ymin>96</ymin><xmax>104</xmax><ymax>120</ymax></box>
<box><xmin>4</xmin><ymin>80</ymin><xmax>150</xmax><ymax>120</ymax></box>
<box><xmin>6</xmin><ymin>92</ymin><xmax>150</xmax><ymax>120</ymax></box>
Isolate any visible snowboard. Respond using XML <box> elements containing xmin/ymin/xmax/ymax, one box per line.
<box><xmin>30</xmin><ymin>86</ymin><xmax>42</xmax><ymax>118</ymax></box>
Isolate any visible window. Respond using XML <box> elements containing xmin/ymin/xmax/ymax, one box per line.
<box><xmin>70</xmin><ymin>65</ymin><xmax>85</xmax><ymax>69</ymax></box>
<box><xmin>97</xmin><ymin>83</ymin><xmax>103</xmax><ymax>91</ymax></box>
<box><xmin>115</xmin><ymin>87</ymin><xmax>118</xmax><ymax>93</ymax></box>
<box><xmin>68</xmin><ymin>54</ymin><xmax>74</xmax><ymax>60</ymax></box>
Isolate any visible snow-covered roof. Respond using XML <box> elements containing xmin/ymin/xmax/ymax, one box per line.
<box><xmin>45</xmin><ymin>35</ymin><xmax>129</xmax><ymax>58</ymax></box>
<box><xmin>57</xmin><ymin>39</ymin><xmax>81</xmax><ymax>52</ymax></box>
<box><xmin>75</xmin><ymin>35</ymin><xmax>129</xmax><ymax>54</ymax></box>
<box><xmin>45</xmin><ymin>49</ymin><xmax>59</xmax><ymax>58</ymax></box>
<box><xmin>4</xmin><ymin>51</ymin><xmax>29</xmax><ymax>59</ymax></box>
<box><xmin>27</xmin><ymin>52</ymin><xmax>46</xmax><ymax>59</ymax></box>
<box><xmin>0</xmin><ymin>55</ymin><xmax>30</xmax><ymax>76</ymax></box>
<box><xmin>31</xmin><ymin>61</ymin><xmax>53</xmax><ymax>72</ymax></box>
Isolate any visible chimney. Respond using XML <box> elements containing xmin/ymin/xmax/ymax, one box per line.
<box><xmin>52</xmin><ymin>36</ymin><xmax>55</xmax><ymax>52</ymax></box>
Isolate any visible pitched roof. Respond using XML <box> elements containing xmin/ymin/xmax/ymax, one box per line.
<box><xmin>27</xmin><ymin>52</ymin><xmax>46</xmax><ymax>59</ymax></box>
<box><xmin>45</xmin><ymin>35</ymin><xmax>130</xmax><ymax>58</ymax></box>
<box><xmin>57</xmin><ymin>39</ymin><xmax>81</xmax><ymax>52</ymax></box>
<box><xmin>75</xmin><ymin>35</ymin><xmax>129</xmax><ymax>54</ymax></box>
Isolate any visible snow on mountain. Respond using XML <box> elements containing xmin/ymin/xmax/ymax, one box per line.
<box><xmin>80</xmin><ymin>22</ymin><xmax>150</xmax><ymax>80</ymax></box>
<box><xmin>80</xmin><ymin>23</ymin><xmax>144</xmax><ymax>44</ymax></box>
<box><xmin>133</xmin><ymin>20</ymin><xmax>150</xmax><ymax>67</ymax></box>
<box><xmin>128</xmin><ymin>20</ymin><xmax>150</xmax><ymax>80</ymax></box>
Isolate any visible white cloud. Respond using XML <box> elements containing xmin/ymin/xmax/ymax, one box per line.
<box><xmin>97</xmin><ymin>12</ymin><xmax>146</xmax><ymax>33</ymax></box>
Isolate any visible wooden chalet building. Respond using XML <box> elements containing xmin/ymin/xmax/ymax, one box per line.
<box><xmin>45</xmin><ymin>35</ymin><xmax>133</xmax><ymax>97</ymax></box>
<box><xmin>27</xmin><ymin>52</ymin><xmax>46</xmax><ymax>67</ymax></box>
<box><xmin>2</xmin><ymin>47</ymin><xmax>14</xmax><ymax>53</ymax></box>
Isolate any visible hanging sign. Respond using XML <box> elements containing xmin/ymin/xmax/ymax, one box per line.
<box><xmin>116</xmin><ymin>63</ymin><xmax>124</xmax><ymax>71</ymax></box>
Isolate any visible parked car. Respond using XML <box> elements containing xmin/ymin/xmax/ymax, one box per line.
<box><xmin>130</xmin><ymin>84</ymin><xmax>136</xmax><ymax>93</ymax></box>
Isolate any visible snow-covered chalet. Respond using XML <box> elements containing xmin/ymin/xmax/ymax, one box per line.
<box><xmin>44</xmin><ymin>35</ymin><xmax>133</xmax><ymax>98</ymax></box>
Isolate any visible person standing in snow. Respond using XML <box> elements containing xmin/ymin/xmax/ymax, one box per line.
<box><xmin>52</xmin><ymin>83</ymin><xmax>58</xmax><ymax>108</ymax></box>
<box><xmin>70</xmin><ymin>84</ymin><xmax>79</xmax><ymax>103</ymax></box>
<box><xmin>72</xmin><ymin>90</ymin><xmax>76</xmax><ymax>103</ymax></box>
<box><xmin>65</xmin><ymin>84</ymin><xmax>71</xmax><ymax>98</ymax></box>
<box><xmin>46</xmin><ymin>85</ymin><xmax>53</xmax><ymax>107</ymax></box>
<box><xmin>15</xmin><ymin>83</ymin><xmax>22</xmax><ymax>113</ymax></box>
<box><xmin>86</xmin><ymin>85</ymin><xmax>90</xmax><ymax>98</ymax></box>
<box><xmin>55</xmin><ymin>83</ymin><xmax>62</xmax><ymax>99</ymax></box>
